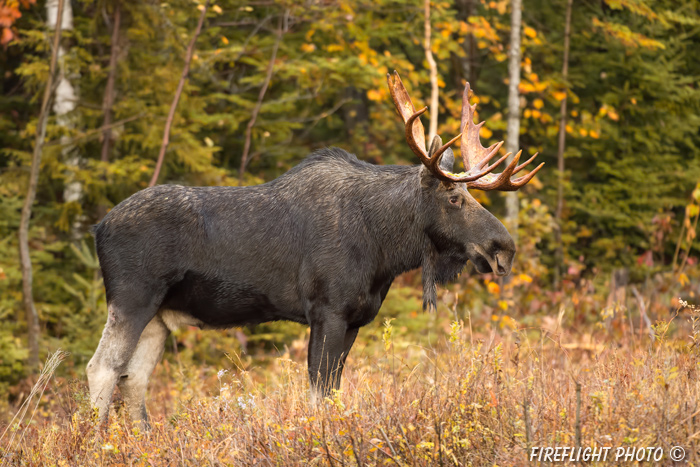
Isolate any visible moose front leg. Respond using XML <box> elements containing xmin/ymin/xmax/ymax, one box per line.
<box><xmin>308</xmin><ymin>320</ymin><xmax>355</xmax><ymax>403</ymax></box>
<box><xmin>339</xmin><ymin>327</ymin><xmax>358</xmax><ymax>375</ymax></box>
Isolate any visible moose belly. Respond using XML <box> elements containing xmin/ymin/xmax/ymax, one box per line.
<box><xmin>160</xmin><ymin>271</ymin><xmax>306</xmax><ymax>327</ymax></box>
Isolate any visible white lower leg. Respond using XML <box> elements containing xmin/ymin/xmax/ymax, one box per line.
<box><xmin>117</xmin><ymin>315</ymin><xmax>169</xmax><ymax>427</ymax></box>
<box><xmin>86</xmin><ymin>358</ymin><xmax>119</xmax><ymax>423</ymax></box>
<box><xmin>119</xmin><ymin>376</ymin><xmax>149</xmax><ymax>425</ymax></box>
<box><xmin>87</xmin><ymin>304</ymin><xmax>144</xmax><ymax>425</ymax></box>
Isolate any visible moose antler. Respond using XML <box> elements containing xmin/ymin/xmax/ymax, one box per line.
<box><xmin>387</xmin><ymin>70</ymin><xmax>544</xmax><ymax>190</ymax></box>
<box><xmin>387</xmin><ymin>71</ymin><xmax>503</xmax><ymax>183</ymax></box>
<box><xmin>460</xmin><ymin>83</ymin><xmax>544</xmax><ymax>191</ymax></box>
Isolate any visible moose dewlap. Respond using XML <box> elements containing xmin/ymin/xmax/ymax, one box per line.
<box><xmin>87</xmin><ymin>71</ymin><xmax>542</xmax><ymax>428</ymax></box>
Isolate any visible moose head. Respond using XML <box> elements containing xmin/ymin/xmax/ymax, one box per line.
<box><xmin>387</xmin><ymin>71</ymin><xmax>544</xmax><ymax>309</ymax></box>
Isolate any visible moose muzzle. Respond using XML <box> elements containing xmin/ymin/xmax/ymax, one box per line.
<box><xmin>469</xmin><ymin>241</ymin><xmax>515</xmax><ymax>277</ymax></box>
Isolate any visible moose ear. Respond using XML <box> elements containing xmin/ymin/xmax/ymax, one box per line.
<box><xmin>439</xmin><ymin>147</ymin><xmax>455</xmax><ymax>172</ymax></box>
<box><xmin>428</xmin><ymin>135</ymin><xmax>455</xmax><ymax>173</ymax></box>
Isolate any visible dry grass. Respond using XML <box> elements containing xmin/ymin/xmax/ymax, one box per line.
<box><xmin>2</xmin><ymin>304</ymin><xmax>700</xmax><ymax>466</ymax></box>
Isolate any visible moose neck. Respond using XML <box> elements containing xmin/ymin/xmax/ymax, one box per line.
<box><xmin>359</xmin><ymin>166</ymin><xmax>427</xmax><ymax>278</ymax></box>
<box><xmin>361</xmin><ymin>165</ymin><xmax>456</xmax><ymax>312</ymax></box>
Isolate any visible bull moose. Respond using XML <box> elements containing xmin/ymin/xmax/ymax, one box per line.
<box><xmin>87</xmin><ymin>71</ymin><xmax>543</xmax><ymax>428</ymax></box>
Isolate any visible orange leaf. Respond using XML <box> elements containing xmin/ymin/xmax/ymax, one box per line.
<box><xmin>489</xmin><ymin>390</ymin><xmax>498</xmax><ymax>407</ymax></box>
<box><xmin>479</xmin><ymin>126</ymin><xmax>493</xmax><ymax>139</ymax></box>
<box><xmin>518</xmin><ymin>273</ymin><xmax>533</xmax><ymax>283</ymax></box>
<box><xmin>366</xmin><ymin>89</ymin><xmax>383</xmax><ymax>102</ymax></box>
<box><xmin>486</xmin><ymin>281</ymin><xmax>500</xmax><ymax>294</ymax></box>
<box><xmin>1</xmin><ymin>27</ymin><xmax>13</xmax><ymax>46</ymax></box>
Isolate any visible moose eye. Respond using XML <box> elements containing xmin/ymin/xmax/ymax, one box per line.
<box><xmin>449</xmin><ymin>195</ymin><xmax>461</xmax><ymax>207</ymax></box>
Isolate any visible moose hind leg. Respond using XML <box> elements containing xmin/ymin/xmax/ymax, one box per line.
<box><xmin>86</xmin><ymin>302</ymin><xmax>157</xmax><ymax>425</ymax></box>
<box><xmin>117</xmin><ymin>315</ymin><xmax>169</xmax><ymax>429</ymax></box>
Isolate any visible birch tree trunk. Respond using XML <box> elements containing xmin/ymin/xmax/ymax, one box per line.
<box><xmin>505</xmin><ymin>0</ymin><xmax>523</xmax><ymax>242</ymax></box>
<box><xmin>457</xmin><ymin>0</ymin><xmax>477</xmax><ymax>85</ymax></box>
<box><xmin>424</xmin><ymin>0</ymin><xmax>439</xmax><ymax>143</ymax></box>
<box><xmin>19</xmin><ymin>0</ymin><xmax>66</xmax><ymax>371</ymax></box>
<box><xmin>49</xmin><ymin>0</ymin><xmax>81</xmax><ymax>238</ymax></box>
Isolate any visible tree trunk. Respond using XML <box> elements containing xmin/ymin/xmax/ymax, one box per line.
<box><xmin>554</xmin><ymin>0</ymin><xmax>574</xmax><ymax>289</ymax></box>
<box><xmin>19</xmin><ymin>0</ymin><xmax>66</xmax><ymax>371</ymax></box>
<box><xmin>100</xmin><ymin>0</ymin><xmax>121</xmax><ymax>163</ymax></box>
<box><xmin>504</xmin><ymin>0</ymin><xmax>522</xmax><ymax>242</ymax></box>
<box><xmin>424</xmin><ymin>0</ymin><xmax>439</xmax><ymax>143</ymax></box>
<box><xmin>49</xmin><ymin>0</ymin><xmax>82</xmax><ymax>239</ymax></box>
<box><xmin>456</xmin><ymin>0</ymin><xmax>477</xmax><ymax>85</ymax></box>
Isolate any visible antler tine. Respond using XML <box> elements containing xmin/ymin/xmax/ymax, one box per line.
<box><xmin>494</xmin><ymin>150</ymin><xmax>523</xmax><ymax>183</ymax></box>
<box><xmin>460</xmin><ymin>81</ymin><xmax>544</xmax><ymax>191</ymax></box>
<box><xmin>467</xmin><ymin>151</ymin><xmax>545</xmax><ymax>191</ymax></box>
<box><xmin>509</xmin><ymin>161</ymin><xmax>545</xmax><ymax>188</ymax></box>
<box><xmin>478</xmin><ymin>147</ymin><xmax>509</xmax><ymax>173</ymax></box>
<box><xmin>388</xmin><ymin>71</ymin><xmax>427</xmax><ymax>158</ymax></box>
<box><xmin>481</xmin><ymin>160</ymin><xmax>546</xmax><ymax>191</ymax></box>
<box><xmin>511</xmin><ymin>152</ymin><xmax>540</xmax><ymax>176</ymax></box>
<box><xmin>475</xmin><ymin>141</ymin><xmax>504</xmax><ymax>170</ymax></box>
<box><xmin>403</xmin><ymin>107</ymin><xmax>430</xmax><ymax>165</ymax></box>
<box><xmin>461</xmin><ymin>84</ymin><xmax>505</xmax><ymax>173</ymax></box>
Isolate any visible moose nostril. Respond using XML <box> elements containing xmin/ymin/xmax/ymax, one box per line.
<box><xmin>495</xmin><ymin>255</ymin><xmax>508</xmax><ymax>276</ymax></box>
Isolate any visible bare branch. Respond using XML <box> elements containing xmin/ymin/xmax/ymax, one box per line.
<box><xmin>287</xmin><ymin>98</ymin><xmax>351</xmax><ymax>124</ymax></box>
<box><xmin>238</xmin><ymin>15</ymin><xmax>286</xmax><ymax>183</ymax></box>
<box><xmin>149</xmin><ymin>1</ymin><xmax>209</xmax><ymax>187</ymax></box>
<box><xmin>100</xmin><ymin>0</ymin><xmax>121</xmax><ymax>162</ymax></box>
<box><xmin>296</xmin><ymin>98</ymin><xmax>352</xmax><ymax>141</ymax></box>
<box><xmin>45</xmin><ymin>112</ymin><xmax>146</xmax><ymax>148</ymax></box>
<box><xmin>19</xmin><ymin>0</ymin><xmax>66</xmax><ymax>371</ymax></box>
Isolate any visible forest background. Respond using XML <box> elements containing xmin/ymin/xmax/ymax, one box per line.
<box><xmin>0</xmin><ymin>0</ymin><xmax>699</xmax><ymax>413</ymax></box>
